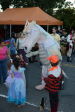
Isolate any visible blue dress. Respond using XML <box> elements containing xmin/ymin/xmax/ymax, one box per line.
<box><xmin>6</xmin><ymin>68</ymin><xmax>26</xmax><ymax>105</ymax></box>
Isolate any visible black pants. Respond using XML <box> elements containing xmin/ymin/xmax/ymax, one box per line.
<box><xmin>49</xmin><ymin>92</ymin><xmax>59</xmax><ymax>112</ymax></box>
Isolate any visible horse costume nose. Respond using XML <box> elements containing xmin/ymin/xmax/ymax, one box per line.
<box><xmin>25</xmin><ymin>47</ymin><xmax>27</xmax><ymax>50</ymax></box>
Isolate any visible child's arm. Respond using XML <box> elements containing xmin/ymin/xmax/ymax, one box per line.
<box><xmin>19</xmin><ymin>54</ymin><xmax>23</xmax><ymax>61</ymax></box>
<box><xmin>43</xmin><ymin>76</ymin><xmax>50</xmax><ymax>83</ymax></box>
<box><xmin>62</xmin><ymin>70</ymin><xmax>69</xmax><ymax>79</ymax></box>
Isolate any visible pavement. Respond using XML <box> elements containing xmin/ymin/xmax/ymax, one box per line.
<box><xmin>0</xmin><ymin>55</ymin><xmax>75</xmax><ymax>112</ymax></box>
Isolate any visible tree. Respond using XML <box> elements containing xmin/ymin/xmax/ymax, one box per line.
<box><xmin>56</xmin><ymin>1</ymin><xmax>73</xmax><ymax>9</ymax></box>
<box><xmin>14</xmin><ymin>0</ymin><xmax>66</xmax><ymax>15</ymax></box>
<box><xmin>53</xmin><ymin>1</ymin><xmax>75</xmax><ymax>29</ymax></box>
<box><xmin>0</xmin><ymin>0</ymin><xmax>12</xmax><ymax>10</ymax></box>
<box><xmin>54</xmin><ymin>8</ymin><xmax>75</xmax><ymax>29</ymax></box>
<box><xmin>0</xmin><ymin>0</ymin><xmax>66</xmax><ymax>15</ymax></box>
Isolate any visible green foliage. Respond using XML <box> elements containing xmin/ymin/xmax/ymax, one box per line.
<box><xmin>0</xmin><ymin>0</ymin><xmax>12</xmax><ymax>10</ymax></box>
<box><xmin>0</xmin><ymin>0</ymin><xmax>66</xmax><ymax>15</ymax></box>
<box><xmin>54</xmin><ymin>8</ymin><xmax>75</xmax><ymax>29</ymax></box>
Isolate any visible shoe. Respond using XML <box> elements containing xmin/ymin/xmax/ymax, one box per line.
<box><xmin>69</xmin><ymin>57</ymin><xmax>72</xmax><ymax>62</ymax></box>
<box><xmin>67</xmin><ymin>57</ymin><xmax>72</xmax><ymax>62</ymax></box>
<box><xmin>40</xmin><ymin>97</ymin><xmax>45</xmax><ymax>111</ymax></box>
<box><xmin>67</xmin><ymin>56</ymin><xmax>69</xmax><ymax>62</ymax></box>
<box><xmin>35</xmin><ymin>84</ymin><xmax>45</xmax><ymax>90</ymax></box>
<box><xmin>16</xmin><ymin>103</ymin><xmax>25</xmax><ymax>107</ymax></box>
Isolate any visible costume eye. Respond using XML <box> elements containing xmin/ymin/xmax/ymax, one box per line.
<box><xmin>25</xmin><ymin>47</ymin><xmax>27</xmax><ymax>50</ymax></box>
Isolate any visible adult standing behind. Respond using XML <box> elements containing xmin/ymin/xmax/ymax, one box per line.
<box><xmin>60</xmin><ymin>29</ymin><xmax>68</xmax><ymax>55</ymax></box>
<box><xmin>61</xmin><ymin>29</ymin><xmax>68</xmax><ymax>42</ymax></box>
<box><xmin>9</xmin><ymin>33</ymin><xmax>17</xmax><ymax>59</ymax></box>
<box><xmin>16</xmin><ymin>32</ymin><xmax>28</xmax><ymax>64</ymax></box>
<box><xmin>67</xmin><ymin>30</ymin><xmax>75</xmax><ymax>62</ymax></box>
<box><xmin>72</xmin><ymin>32</ymin><xmax>75</xmax><ymax>53</ymax></box>
<box><xmin>51</xmin><ymin>27</ymin><xmax>61</xmax><ymax>45</ymax></box>
<box><xmin>0</xmin><ymin>38</ymin><xmax>10</xmax><ymax>84</ymax></box>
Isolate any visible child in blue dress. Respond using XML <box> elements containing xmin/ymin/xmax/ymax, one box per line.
<box><xmin>5</xmin><ymin>57</ymin><xmax>26</xmax><ymax>106</ymax></box>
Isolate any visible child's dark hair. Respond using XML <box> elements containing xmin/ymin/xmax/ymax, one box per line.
<box><xmin>51</xmin><ymin>61</ymin><xmax>59</xmax><ymax>67</ymax></box>
<box><xmin>13</xmin><ymin>57</ymin><xmax>20</xmax><ymax>70</ymax></box>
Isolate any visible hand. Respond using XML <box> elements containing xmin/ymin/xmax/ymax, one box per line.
<box><xmin>16</xmin><ymin>55</ymin><xmax>20</xmax><ymax>58</ymax></box>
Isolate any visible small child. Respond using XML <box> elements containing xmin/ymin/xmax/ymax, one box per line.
<box><xmin>44</xmin><ymin>55</ymin><xmax>66</xmax><ymax>112</ymax></box>
<box><xmin>5</xmin><ymin>57</ymin><xmax>26</xmax><ymax>106</ymax></box>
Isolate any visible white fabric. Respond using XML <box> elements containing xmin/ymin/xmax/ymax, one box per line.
<box><xmin>67</xmin><ymin>35</ymin><xmax>73</xmax><ymax>45</ymax></box>
<box><xmin>26</xmin><ymin>51</ymin><xmax>39</xmax><ymax>57</ymax></box>
<box><xmin>43</xmin><ymin>38</ymin><xmax>60</xmax><ymax>49</ymax></box>
<box><xmin>16</xmin><ymin>38</ymin><xmax>26</xmax><ymax>49</ymax></box>
<box><xmin>41</xmin><ymin>65</ymin><xmax>50</xmax><ymax>85</ymax></box>
<box><xmin>48</xmin><ymin>66</ymin><xmax>61</xmax><ymax>78</ymax></box>
<box><xmin>23</xmin><ymin>30</ymin><xmax>40</xmax><ymax>53</ymax></box>
<box><xmin>67</xmin><ymin>47</ymin><xmax>72</xmax><ymax>57</ymax></box>
<box><xmin>67</xmin><ymin>35</ymin><xmax>73</xmax><ymax>57</ymax></box>
<box><xmin>67</xmin><ymin>35</ymin><xmax>71</xmax><ymax>43</ymax></box>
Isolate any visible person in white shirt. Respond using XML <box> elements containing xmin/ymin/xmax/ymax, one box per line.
<box><xmin>67</xmin><ymin>30</ymin><xmax>75</xmax><ymax>62</ymax></box>
<box><xmin>16</xmin><ymin>32</ymin><xmax>28</xmax><ymax>63</ymax></box>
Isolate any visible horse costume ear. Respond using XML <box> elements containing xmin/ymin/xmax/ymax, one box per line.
<box><xmin>25</xmin><ymin>20</ymin><xmax>29</xmax><ymax>28</ymax></box>
<box><xmin>23</xmin><ymin>20</ymin><xmax>29</xmax><ymax>32</ymax></box>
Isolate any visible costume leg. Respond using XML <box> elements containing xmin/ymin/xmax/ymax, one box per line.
<box><xmin>35</xmin><ymin>65</ymin><xmax>49</xmax><ymax>90</ymax></box>
<box><xmin>41</xmin><ymin>65</ymin><xmax>48</xmax><ymax>85</ymax></box>
<box><xmin>49</xmin><ymin>92</ymin><xmax>59</xmax><ymax>112</ymax></box>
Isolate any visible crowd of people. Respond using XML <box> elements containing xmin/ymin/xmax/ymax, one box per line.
<box><xmin>0</xmin><ymin>27</ymin><xmax>74</xmax><ymax>111</ymax></box>
<box><xmin>0</xmin><ymin>31</ymin><xmax>38</xmax><ymax>106</ymax></box>
<box><xmin>51</xmin><ymin>27</ymin><xmax>75</xmax><ymax>62</ymax></box>
<box><xmin>0</xmin><ymin>36</ymin><xmax>27</xmax><ymax>106</ymax></box>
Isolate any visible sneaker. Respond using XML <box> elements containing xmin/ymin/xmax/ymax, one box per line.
<box><xmin>35</xmin><ymin>84</ymin><xmax>45</xmax><ymax>90</ymax></box>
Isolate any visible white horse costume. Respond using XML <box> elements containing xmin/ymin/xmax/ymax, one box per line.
<box><xmin>22</xmin><ymin>21</ymin><xmax>62</xmax><ymax>90</ymax></box>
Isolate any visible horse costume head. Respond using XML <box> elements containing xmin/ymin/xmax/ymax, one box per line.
<box><xmin>22</xmin><ymin>20</ymin><xmax>60</xmax><ymax>54</ymax></box>
<box><xmin>22</xmin><ymin>20</ymin><xmax>40</xmax><ymax>53</ymax></box>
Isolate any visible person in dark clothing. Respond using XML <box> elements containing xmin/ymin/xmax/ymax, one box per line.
<box><xmin>28</xmin><ymin>43</ymin><xmax>39</xmax><ymax>63</ymax></box>
<box><xmin>0</xmin><ymin>38</ymin><xmax>10</xmax><ymax>84</ymax></box>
